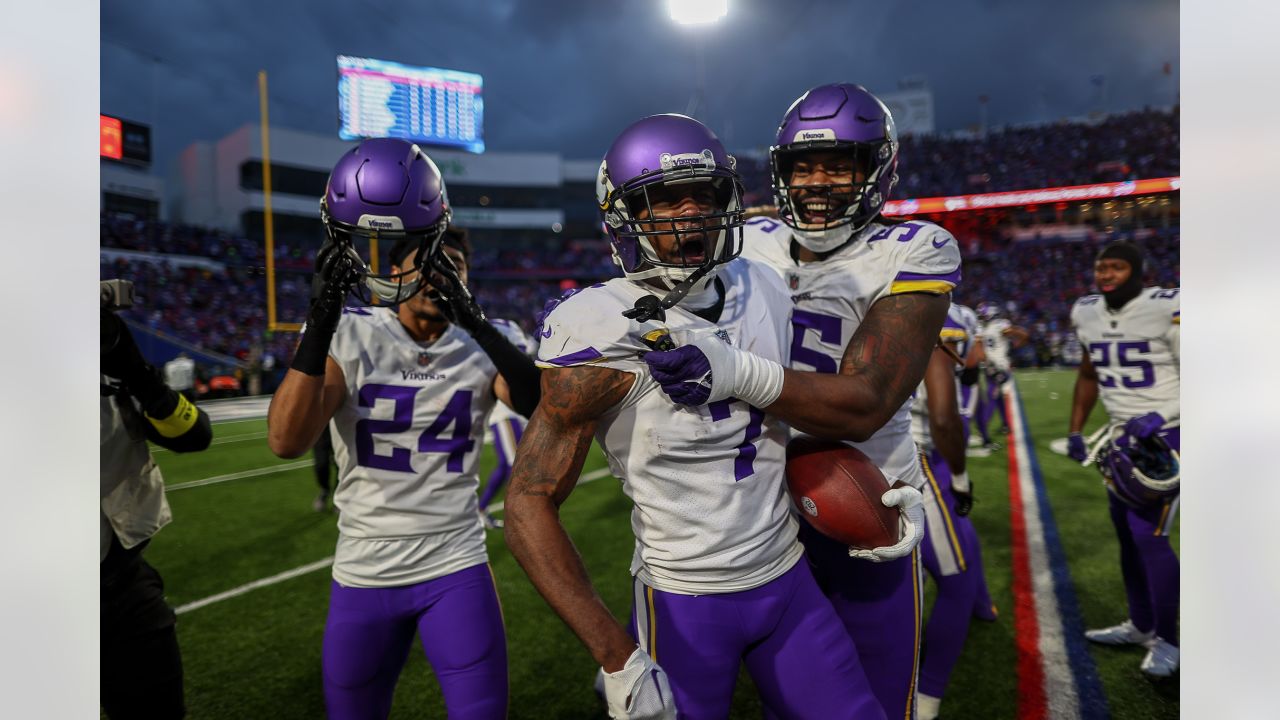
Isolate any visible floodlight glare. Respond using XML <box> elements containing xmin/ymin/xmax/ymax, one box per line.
<box><xmin>667</xmin><ymin>0</ymin><xmax>728</xmax><ymax>26</ymax></box>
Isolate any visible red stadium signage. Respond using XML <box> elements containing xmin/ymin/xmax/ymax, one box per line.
<box><xmin>883</xmin><ymin>177</ymin><xmax>1180</xmax><ymax>216</ymax></box>
<box><xmin>100</xmin><ymin>115</ymin><xmax>123</xmax><ymax>160</ymax></box>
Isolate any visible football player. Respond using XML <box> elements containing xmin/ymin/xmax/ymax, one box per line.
<box><xmin>910</xmin><ymin>305</ymin><xmax>998</xmax><ymax>720</ymax></box>
<box><xmin>643</xmin><ymin>83</ymin><xmax>957</xmax><ymax>720</ymax></box>
<box><xmin>1067</xmin><ymin>241</ymin><xmax>1180</xmax><ymax>677</ymax></box>
<box><xmin>974</xmin><ymin>301</ymin><xmax>1029</xmax><ymax>443</ymax></box>
<box><xmin>504</xmin><ymin>114</ymin><xmax>884</xmax><ymax>720</ymax></box>
<box><xmin>266</xmin><ymin>139</ymin><xmax>541</xmax><ymax>719</ymax></box>
<box><xmin>951</xmin><ymin>303</ymin><xmax>988</xmax><ymax>452</ymax></box>
<box><xmin>477</xmin><ymin>315</ymin><xmax>535</xmax><ymax>530</ymax></box>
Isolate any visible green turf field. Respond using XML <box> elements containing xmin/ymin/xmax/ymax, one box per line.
<box><xmin>142</xmin><ymin>369</ymin><xmax>1177</xmax><ymax>718</ymax></box>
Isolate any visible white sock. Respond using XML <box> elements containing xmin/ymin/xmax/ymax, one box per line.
<box><xmin>917</xmin><ymin>693</ymin><xmax>941</xmax><ymax>720</ymax></box>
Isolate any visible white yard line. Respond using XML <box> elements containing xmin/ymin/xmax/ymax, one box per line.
<box><xmin>175</xmin><ymin>557</ymin><xmax>335</xmax><ymax>615</ymax></box>
<box><xmin>152</xmin><ymin>431</ymin><xmax>269</xmax><ymax>453</ymax></box>
<box><xmin>174</xmin><ymin>466</ymin><xmax>616</xmax><ymax>614</ymax></box>
<box><xmin>167</xmin><ymin>460</ymin><xmax>311</xmax><ymax>491</ymax></box>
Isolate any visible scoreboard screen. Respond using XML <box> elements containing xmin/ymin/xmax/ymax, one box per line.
<box><xmin>337</xmin><ymin>55</ymin><xmax>485</xmax><ymax>154</ymax></box>
<box><xmin>100</xmin><ymin>114</ymin><xmax>152</xmax><ymax>166</ymax></box>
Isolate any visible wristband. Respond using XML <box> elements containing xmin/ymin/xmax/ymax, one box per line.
<box><xmin>146</xmin><ymin>393</ymin><xmax>200</xmax><ymax>438</ymax></box>
<box><xmin>291</xmin><ymin>323</ymin><xmax>336</xmax><ymax>376</ymax></box>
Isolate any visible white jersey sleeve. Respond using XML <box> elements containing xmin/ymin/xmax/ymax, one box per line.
<box><xmin>1070</xmin><ymin>289</ymin><xmax>1180</xmax><ymax>424</ymax></box>
<box><xmin>879</xmin><ymin>221</ymin><xmax>963</xmax><ymax>301</ymax></box>
<box><xmin>325</xmin><ymin>307</ymin><xmax>499</xmax><ymax>587</ymax></box>
<box><xmin>535</xmin><ymin>263</ymin><xmax>803</xmax><ymax>595</ymax></box>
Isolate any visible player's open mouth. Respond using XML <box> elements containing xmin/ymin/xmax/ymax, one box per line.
<box><xmin>678</xmin><ymin>237</ymin><xmax>707</xmax><ymax>263</ymax></box>
<box><xmin>799</xmin><ymin>197</ymin><xmax>848</xmax><ymax>223</ymax></box>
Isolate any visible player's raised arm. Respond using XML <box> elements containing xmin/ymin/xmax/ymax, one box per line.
<box><xmin>646</xmin><ymin>290</ymin><xmax>949</xmax><ymax>441</ymax></box>
<box><xmin>503</xmin><ymin>365</ymin><xmax>637</xmax><ymax>671</ymax></box>
<box><xmin>267</xmin><ymin>245</ymin><xmax>357</xmax><ymax>458</ymax></box>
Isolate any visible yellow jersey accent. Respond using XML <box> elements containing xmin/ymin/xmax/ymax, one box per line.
<box><xmin>146</xmin><ymin>394</ymin><xmax>198</xmax><ymax>438</ymax></box>
<box><xmin>890</xmin><ymin>279</ymin><xmax>955</xmax><ymax>295</ymax></box>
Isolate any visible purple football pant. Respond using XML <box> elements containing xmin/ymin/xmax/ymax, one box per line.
<box><xmin>632</xmin><ymin>559</ymin><xmax>885</xmax><ymax>720</ymax></box>
<box><xmin>322</xmin><ymin>563</ymin><xmax>508</xmax><ymax>720</ymax></box>
<box><xmin>479</xmin><ymin>418</ymin><xmax>524</xmax><ymax>510</ymax></box>
<box><xmin>977</xmin><ymin>371</ymin><xmax>1009</xmax><ymax>438</ymax></box>
<box><xmin>958</xmin><ymin>384</ymin><xmax>977</xmax><ymax>447</ymax></box>
<box><xmin>1109</xmin><ymin>426</ymin><xmax>1180</xmax><ymax>645</ymax></box>
<box><xmin>797</xmin><ymin>521</ymin><xmax>923</xmax><ymax>720</ymax></box>
<box><xmin>918</xmin><ymin>450</ymin><xmax>992</xmax><ymax>699</ymax></box>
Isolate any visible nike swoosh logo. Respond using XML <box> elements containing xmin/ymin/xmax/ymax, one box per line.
<box><xmin>540</xmin><ymin>326</ymin><xmax>552</xmax><ymax>338</ymax></box>
<box><xmin>932</xmin><ymin>236</ymin><xmax>950</xmax><ymax>248</ymax></box>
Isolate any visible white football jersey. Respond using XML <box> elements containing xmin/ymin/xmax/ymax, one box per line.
<box><xmin>979</xmin><ymin>318</ymin><xmax>1014</xmax><ymax>372</ymax></box>
<box><xmin>326</xmin><ymin>307</ymin><xmax>500</xmax><ymax>587</ymax></box>
<box><xmin>911</xmin><ymin>304</ymin><xmax>971</xmax><ymax>452</ymax></box>
<box><xmin>1070</xmin><ymin>288</ymin><xmax>1180</xmax><ymax>423</ymax></box>
<box><xmin>953</xmin><ymin>304</ymin><xmax>980</xmax><ymax>363</ymax></box>
<box><xmin>536</xmin><ymin>259</ymin><xmax>801</xmax><ymax>595</ymax></box>
<box><xmin>953</xmin><ymin>304</ymin><xmax>981</xmax><ymax>419</ymax></box>
<box><xmin>740</xmin><ymin>216</ymin><xmax>962</xmax><ymax>488</ymax></box>
<box><xmin>486</xmin><ymin>318</ymin><xmax>535</xmax><ymax>426</ymax></box>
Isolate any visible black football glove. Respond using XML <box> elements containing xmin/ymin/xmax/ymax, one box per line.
<box><xmin>429</xmin><ymin>252</ymin><xmax>486</xmax><ymax>334</ymax></box>
<box><xmin>307</xmin><ymin>241</ymin><xmax>362</xmax><ymax>333</ymax></box>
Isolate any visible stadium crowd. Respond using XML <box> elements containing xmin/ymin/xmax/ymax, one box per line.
<box><xmin>736</xmin><ymin>107</ymin><xmax>1178</xmax><ymax>204</ymax></box>
<box><xmin>100</xmin><ymin>107</ymin><xmax>1180</xmax><ymax>391</ymax></box>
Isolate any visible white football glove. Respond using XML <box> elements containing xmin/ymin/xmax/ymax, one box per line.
<box><xmin>848</xmin><ymin>485</ymin><xmax>925</xmax><ymax>562</ymax></box>
<box><xmin>602</xmin><ymin>647</ymin><xmax>678</xmax><ymax>720</ymax></box>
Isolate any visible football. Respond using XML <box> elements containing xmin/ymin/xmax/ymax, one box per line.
<box><xmin>785</xmin><ymin>437</ymin><xmax>900</xmax><ymax>550</ymax></box>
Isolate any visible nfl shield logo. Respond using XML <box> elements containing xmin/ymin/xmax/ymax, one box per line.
<box><xmin>787</xmin><ymin>273</ymin><xmax>800</xmax><ymax>290</ymax></box>
<box><xmin>417</xmin><ymin>352</ymin><xmax>432</xmax><ymax>366</ymax></box>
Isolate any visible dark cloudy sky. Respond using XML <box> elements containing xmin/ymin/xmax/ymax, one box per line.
<box><xmin>101</xmin><ymin>0</ymin><xmax>1178</xmax><ymax>176</ymax></box>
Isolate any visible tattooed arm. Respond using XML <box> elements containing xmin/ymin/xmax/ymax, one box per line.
<box><xmin>766</xmin><ymin>293</ymin><xmax>951</xmax><ymax>441</ymax></box>
<box><xmin>503</xmin><ymin>365</ymin><xmax>638</xmax><ymax>672</ymax></box>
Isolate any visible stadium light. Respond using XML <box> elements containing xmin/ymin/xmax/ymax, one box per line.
<box><xmin>667</xmin><ymin>0</ymin><xmax>728</xmax><ymax>26</ymax></box>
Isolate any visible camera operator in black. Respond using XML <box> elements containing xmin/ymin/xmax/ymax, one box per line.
<box><xmin>101</xmin><ymin>304</ymin><xmax>212</xmax><ymax>720</ymax></box>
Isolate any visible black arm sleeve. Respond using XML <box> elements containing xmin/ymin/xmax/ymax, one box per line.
<box><xmin>469</xmin><ymin>322</ymin><xmax>542</xmax><ymax>417</ymax></box>
<box><xmin>959</xmin><ymin>366</ymin><xmax>980</xmax><ymax>386</ymax></box>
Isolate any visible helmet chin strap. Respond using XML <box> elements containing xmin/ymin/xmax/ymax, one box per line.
<box><xmin>622</xmin><ymin>264</ymin><xmax>716</xmax><ymax>323</ymax></box>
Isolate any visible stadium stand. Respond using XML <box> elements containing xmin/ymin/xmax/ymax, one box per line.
<box><xmin>100</xmin><ymin>108</ymin><xmax>1180</xmax><ymax>386</ymax></box>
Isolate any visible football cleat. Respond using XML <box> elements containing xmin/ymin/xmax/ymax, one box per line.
<box><xmin>1140</xmin><ymin>637</ymin><xmax>1179</xmax><ymax>677</ymax></box>
<box><xmin>312</xmin><ymin>492</ymin><xmax>330</xmax><ymax>513</ymax></box>
<box><xmin>1084</xmin><ymin>619</ymin><xmax>1155</xmax><ymax>646</ymax></box>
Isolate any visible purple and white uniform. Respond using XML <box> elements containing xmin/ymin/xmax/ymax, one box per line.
<box><xmin>1072</xmin><ymin>287</ymin><xmax>1181</xmax><ymax>644</ymax></box>
<box><xmin>952</xmin><ymin>304</ymin><xmax>981</xmax><ymax>426</ymax></box>
<box><xmin>323</xmin><ymin>306</ymin><xmax>507</xmax><ymax>719</ymax></box>
<box><xmin>741</xmin><ymin>214</ymin><xmax>962</xmax><ymax>720</ymax></box>
<box><xmin>909</xmin><ymin>304</ymin><xmax>995</xmax><ymax>702</ymax></box>
<box><xmin>537</xmin><ymin>259</ymin><xmax>881</xmax><ymax>719</ymax></box>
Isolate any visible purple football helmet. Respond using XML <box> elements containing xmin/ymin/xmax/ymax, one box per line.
<box><xmin>597</xmin><ymin>114</ymin><xmax>745</xmax><ymax>295</ymax></box>
<box><xmin>1092</xmin><ymin>424</ymin><xmax>1180</xmax><ymax>508</ymax></box>
<box><xmin>320</xmin><ymin>138</ymin><xmax>451</xmax><ymax>303</ymax></box>
<box><xmin>770</xmin><ymin>83</ymin><xmax>899</xmax><ymax>252</ymax></box>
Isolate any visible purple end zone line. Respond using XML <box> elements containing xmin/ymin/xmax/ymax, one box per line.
<box><xmin>174</xmin><ymin>467</ymin><xmax>615</xmax><ymax>615</ymax></box>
